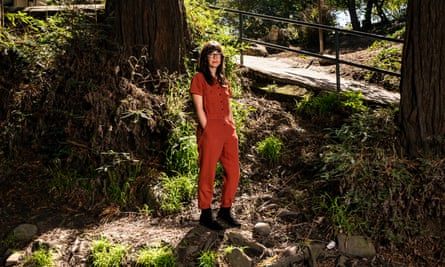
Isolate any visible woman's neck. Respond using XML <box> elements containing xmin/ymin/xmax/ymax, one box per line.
<box><xmin>209</xmin><ymin>67</ymin><xmax>217</xmax><ymax>78</ymax></box>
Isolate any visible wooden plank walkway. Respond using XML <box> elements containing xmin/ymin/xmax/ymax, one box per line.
<box><xmin>237</xmin><ymin>55</ymin><xmax>400</xmax><ymax>105</ymax></box>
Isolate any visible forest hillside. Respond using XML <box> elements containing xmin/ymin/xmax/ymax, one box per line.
<box><xmin>0</xmin><ymin>3</ymin><xmax>444</xmax><ymax>267</ymax></box>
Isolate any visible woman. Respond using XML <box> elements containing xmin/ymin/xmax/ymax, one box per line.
<box><xmin>190</xmin><ymin>41</ymin><xmax>241</xmax><ymax>230</ymax></box>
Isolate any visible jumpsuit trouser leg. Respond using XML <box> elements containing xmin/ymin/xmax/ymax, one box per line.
<box><xmin>197</xmin><ymin>119</ymin><xmax>240</xmax><ymax>210</ymax></box>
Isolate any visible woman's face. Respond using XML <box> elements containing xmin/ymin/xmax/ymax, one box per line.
<box><xmin>207</xmin><ymin>50</ymin><xmax>222</xmax><ymax>69</ymax></box>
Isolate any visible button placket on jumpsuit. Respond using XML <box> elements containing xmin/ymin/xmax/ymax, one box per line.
<box><xmin>190</xmin><ymin>73</ymin><xmax>240</xmax><ymax>210</ymax></box>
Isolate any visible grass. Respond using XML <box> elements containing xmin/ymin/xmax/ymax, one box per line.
<box><xmin>256</xmin><ymin>136</ymin><xmax>283</xmax><ymax>166</ymax></box>
<box><xmin>91</xmin><ymin>237</ymin><xmax>129</xmax><ymax>267</ymax></box>
<box><xmin>159</xmin><ymin>174</ymin><xmax>196</xmax><ymax>214</ymax></box>
<box><xmin>22</xmin><ymin>247</ymin><xmax>54</xmax><ymax>267</ymax></box>
<box><xmin>136</xmin><ymin>246</ymin><xmax>176</xmax><ymax>267</ymax></box>
<box><xmin>198</xmin><ymin>250</ymin><xmax>218</xmax><ymax>267</ymax></box>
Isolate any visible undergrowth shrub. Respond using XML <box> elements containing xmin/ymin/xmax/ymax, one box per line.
<box><xmin>366</xmin><ymin>39</ymin><xmax>402</xmax><ymax>91</ymax></box>
<box><xmin>136</xmin><ymin>245</ymin><xmax>176</xmax><ymax>267</ymax></box>
<box><xmin>96</xmin><ymin>151</ymin><xmax>143</xmax><ymax>206</ymax></box>
<box><xmin>314</xmin><ymin>107</ymin><xmax>445</xmax><ymax>245</ymax></box>
<box><xmin>165</xmin><ymin>119</ymin><xmax>198</xmax><ymax>176</ymax></box>
<box><xmin>22</xmin><ymin>246</ymin><xmax>54</xmax><ymax>267</ymax></box>
<box><xmin>198</xmin><ymin>250</ymin><xmax>218</xmax><ymax>267</ymax></box>
<box><xmin>2</xmin><ymin>0</ymin><xmax>248</xmax><ymax>215</ymax></box>
<box><xmin>158</xmin><ymin>174</ymin><xmax>196</xmax><ymax>214</ymax></box>
<box><xmin>256</xmin><ymin>136</ymin><xmax>283</xmax><ymax>166</ymax></box>
<box><xmin>295</xmin><ymin>91</ymin><xmax>367</xmax><ymax>122</ymax></box>
<box><xmin>91</xmin><ymin>237</ymin><xmax>128</xmax><ymax>267</ymax></box>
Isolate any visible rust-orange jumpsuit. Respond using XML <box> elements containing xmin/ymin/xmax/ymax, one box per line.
<box><xmin>190</xmin><ymin>72</ymin><xmax>240</xmax><ymax>210</ymax></box>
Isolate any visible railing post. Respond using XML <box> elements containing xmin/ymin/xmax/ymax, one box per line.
<box><xmin>239</xmin><ymin>13</ymin><xmax>244</xmax><ymax>66</ymax></box>
<box><xmin>335</xmin><ymin>30</ymin><xmax>340</xmax><ymax>92</ymax></box>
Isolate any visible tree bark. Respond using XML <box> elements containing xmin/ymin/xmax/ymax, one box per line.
<box><xmin>400</xmin><ymin>0</ymin><xmax>445</xmax><ymax>158</ymax></box>
<box><xmin>362</xmin><ymin>0</ymin><xmax>374</xmax><ymax>30</ymax></box>
<box><xmin>0</xmin><ymin>0</ymin><xmax>4</xmax><ymax>28</ymax></box>
<box><xmin>347</xmin><ymin>0</ymin><xmax>361</xmax><ymax>30</ymax></box>
<box><xmin>109</xmin><ymin>0</ymin><xmax>189</xmax><ymax>74</ymax></box>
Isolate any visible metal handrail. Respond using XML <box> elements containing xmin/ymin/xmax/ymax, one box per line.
<box><xmin>209</xmin><ymin>5</ymin><xmax>404</xmax><ymax>92</ymax></box>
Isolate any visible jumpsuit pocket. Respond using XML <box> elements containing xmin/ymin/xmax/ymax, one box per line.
<box><xmin>197</xmin><ymin>120</ymin><xmax>211</xmax><ymax>146</ymax></box>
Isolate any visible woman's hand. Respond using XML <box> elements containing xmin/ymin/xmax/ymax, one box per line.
<box><xmin>192</xmin><ymin>94</ymin><xmax>207</xmax><ymax>129</ymax></box>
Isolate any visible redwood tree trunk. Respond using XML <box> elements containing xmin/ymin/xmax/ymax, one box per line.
<box><xmin>400</xmin><ymin>0</ymin><xmax>445</xmax><ymax>158</ymax></box>
<box><xmin>109</xmin><ymin>0</ymin><xmax>189</xmax><ymax>73</ymax></box>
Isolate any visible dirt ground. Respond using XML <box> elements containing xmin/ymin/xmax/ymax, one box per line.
<box><xmin>0</xmin><ymin>46</ymin><xmax>437</xmax><ymax>267</ymax></box>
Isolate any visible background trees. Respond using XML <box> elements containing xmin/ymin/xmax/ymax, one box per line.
<box><xmin>219</xmin><ymin>0</ymin><xmax>406</xmax><ymax>31</ymax></box>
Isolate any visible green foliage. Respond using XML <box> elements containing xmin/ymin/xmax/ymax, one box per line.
<box><xmin>256</xmin><ymin>136</ymin><xmax>283</xmax><ymax>166</ymax></box>
<box><xmin>185</xmin><ymin>0</ymin><xmax>240</xmax><ymax>81</ymax></box>
<box><xmin>366</xmin><ymin>40</ymin><xmax>402</xmax><ymax>90</ymax></box>
<box><xmin>97</xmin><ymin>151</ymin><xmax>143</xmax><ymax>206</ymax></box>
<box><xmin>383</xmin><ymin>0</ymin><xmax>408</xmax><ymax>21</ymax></box>
<box><xmin>318</xmin><ymin>193</ymin><xmax>362</xmax><ymax>235</ymax></box>
<box><xmin>295</xmin><ymin>91</ymin><xmax>367</xmax><ymax>120</ymax></box>
<box><xmin>230</xmin><ymin>100</ymin><xmax>249</xmax><ymax>144</ymax></box>
<box><xmin>165</xmin><ymin>119</ymin><xmax>199</xmax><ymax>176</ymax></box>
<box><xmin>198</xmin><ymin>250</ymin><xmax>217</xmax><ymax>267</ymax></box>
<box><xmin>91</xmin><ymin>237</ymin><xmax>129</xmax><ymax>267</ymax></box>
<box><xmin>159</xmin><ymin>174</ymin><xmax>196</xmax><ymax>214</ymax></box>
<box><xmin>136</xmin><ymin>246</ymin><xmax>176</xmax><ymax>267</ymax></box>
<box><xmin>313</xmin><ymin>107</ymin><xmax>444</xmax><ymax>243</ymax></box>
<box><xmin>48</xmin><ymin>158</ymin><xmax>78</xmax><ymax>196</ymax></box>
<box><xmin>22</xmin><ymin>247</ymin><xmax>54</xmax><ymax>267</ymax></box>
<box><xmin>1</xmin><ymin>12</ymin><xmax>74</xmax><ymax>81</ymax></box>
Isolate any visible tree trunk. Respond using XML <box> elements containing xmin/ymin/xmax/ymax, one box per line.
<box><xmin>347</xmin><ymin>0</ymin><xmax>361</xmax><ymax>30</ymax></box>
<box><xmin>362</xmin><ymin>0</ymin><xmax>374</xmax><ymax>30</ymax></box>
<box><xmin>400</xmin><ymin>0</ymin><xmax>445</xmax><ymax>158</ymax></box>
<box><xmin>376</xmin><ymin>0</ymin><xmax>388</xmax><ymax>24</ymax></box>
<box><xmin>108</xmin><ymin>0</ymin><xmax>189</xmax><ymax>74</ymax></box>
<box><xmin>0</xmin><ymin>0</ymin><xmax>4</xmax><ymax>28</ymax></box>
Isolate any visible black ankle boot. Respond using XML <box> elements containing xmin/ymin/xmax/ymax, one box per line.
<box><xmin>217</xmin><ymin>207</ymin><xmax>241</xmax><ymax>228</ymax></box>
<box><xmin>200</xmin><ymin>208</ymin><xmax>223</xmax><ymax>231</ymax></box>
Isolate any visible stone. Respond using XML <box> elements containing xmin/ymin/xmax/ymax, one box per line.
<box><xmin>5</xmin><ymin>251</ymin><xmax>23</xmax><ymax>267</ymax></box>
<box><xmin>12</xmin><ymin>224</ymin><xmax>38</xmax><ymax>241</ymax></box>
<box><xmin>337</xmin><ymin>234</ymin><xmax>376</xmax><ymax>258</ymax></box>
<box><xmin>225</xmin><ymin>247</ymin><xmax>253</xmax><ymax>267</ymax></box>
<box><xmin>253</xmin><ymin>222</ymin><xmax>271</xmax><ymax>238</ymax></box>
<box><xmin>227</xmin><ymin>231</ymin><xmax>266</xmax><ymax>257</ymax></box>
<box><xmin>277</xmin><ymin>209</ymin><xmax>301</xmax><ymax>221</ymax></box>
<box><xmin>245</xmin><ymin>43</ymin><xmax>268</xmax><ymax>57</ymax></box>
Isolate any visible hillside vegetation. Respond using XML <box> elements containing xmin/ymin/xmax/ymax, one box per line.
<box><xmin>0</xmin><ymin>4</ymin><xmax>444</xmax><ymax>267</ymax></box>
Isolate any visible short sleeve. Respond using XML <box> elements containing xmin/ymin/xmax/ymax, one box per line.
<box><xmin>190</xmin><ymin>73</ymin><xmax>205</xmax><ymax>96</ymax></box>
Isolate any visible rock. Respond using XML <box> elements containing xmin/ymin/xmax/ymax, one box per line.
<box><xmin>12</xmin><ymin>224</ymin><xmax>38</xmax><ymax>241</ymax></box>
<box><xmin>303</xmin><ymin>242</ymin><xmax>325</xmax><ymax>267</ymax></box>
<box><xmin>245</xmin><ymin>43</ymin><xmax>268</xmax><ymax>57</ymax></box>
<box><xmin>225</xmin><ymin>247</ymin><xmax>253</xmax><ymax>267</ymax></box>
<box><xmin>226</xmin><ymin>231</ymin><xmax>267</xmax><ymax>257</ymax></box>
<box><xmin>277</xmin><ymin>209</ymin><xmax>301</xmax><ymax>221</ymax></box>
<box><xmin>283</xmin><ymin>245</ymin><xmax>298</xmax><ymax>256</ymax></box>
<box><xmin>5</xmin><ymin>250</ymin><xmax>23</xmax><ymax>267</ymax></box>
<box><xmin>337</xmin><ymin>234</ymin><xmax>376</xmax><ymax>258</ymax></box>
<box><xmin>253</xmin><ymin>222</ymin><xmax>271</xmax><ymax>238</ymax></box>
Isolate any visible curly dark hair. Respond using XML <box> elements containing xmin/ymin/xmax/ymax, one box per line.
<box><xmin>197</xmin><ymin>40</ymin><xmax>227</xmax><ymax>86</ymax></box>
